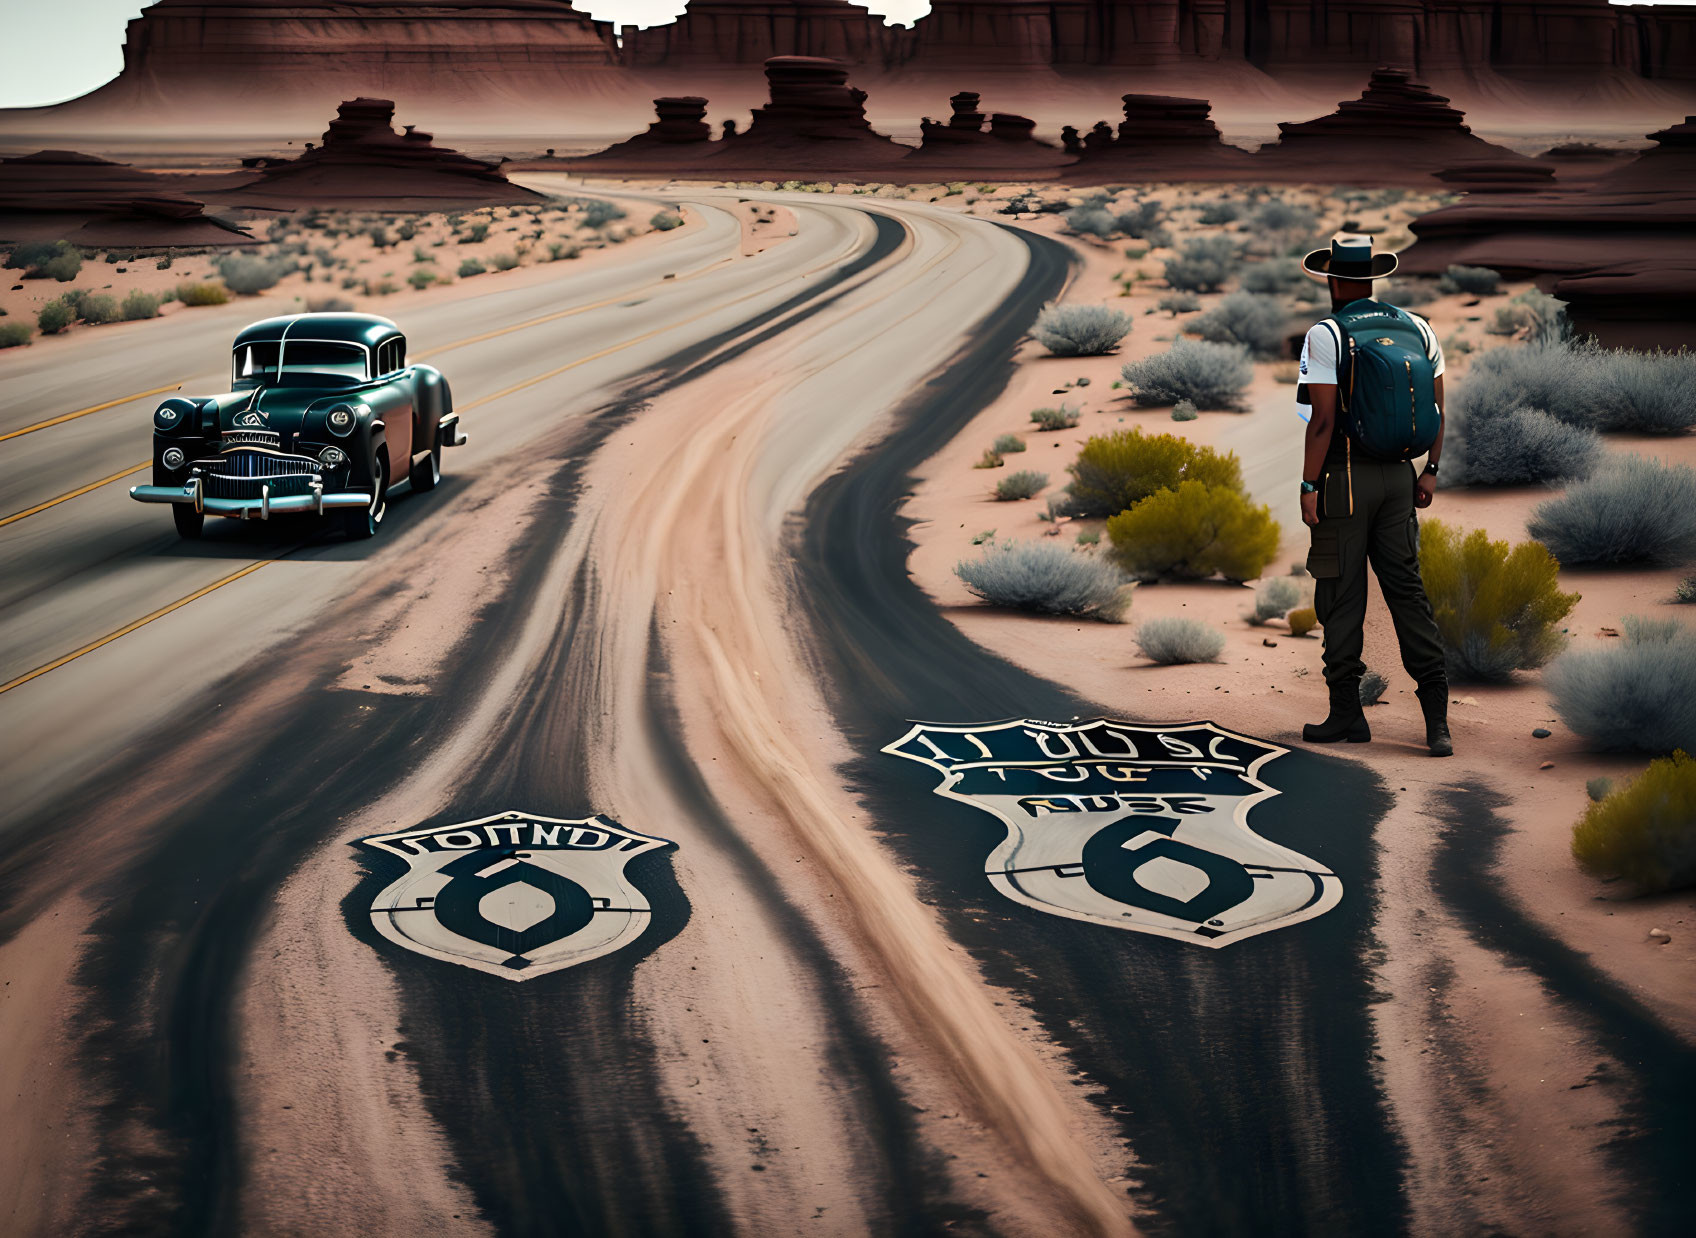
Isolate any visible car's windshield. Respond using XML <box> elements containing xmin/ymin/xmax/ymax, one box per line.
<box><xmin>233</xmin><ymin>340</ymin><xmax>369</xmax><ymax>388</ymax></box>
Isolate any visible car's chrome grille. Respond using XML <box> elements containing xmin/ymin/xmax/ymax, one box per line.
<box><xmin>197</xmin><ymin>447</ymin><xmax>321</xmax><ymax>500</ymax></box>
<box><xmin>221</xmin><ymin>428</ymin><xmax>282</xmax><ymax>448</ymax></box>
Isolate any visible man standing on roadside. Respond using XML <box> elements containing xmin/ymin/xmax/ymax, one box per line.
<box><xmin>1295</xmin><ymin>236</ymin><xmax>1452</xmax><ymax>757</ymax></box>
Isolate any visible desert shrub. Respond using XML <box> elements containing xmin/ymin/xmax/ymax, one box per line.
<box><xmin>1527</xmin><ymin>455</ymin><xmax>1696</xmax><ymax>567</ymax></box>
<box><xmin>975</xmin><ymin>449</ymin><xmax>1003</xmax><ymax>469</ymax></box>
<box><xmin>462</xmin><ymin>221</ymin><xmax>491</xmax><ymax>243</ymax></box>
<box><xmin>1163</xmin><ymin>235</ymin><xmax>1241</xmax><ymax>293</ymax></box>
<box><xmin>1115</xmin><ymin>199</ymin><xmax>1164</xmax><ymax>239</ymax></box>
<box><xmin>5</xmin><ymin>240</ymin><xmax>62</xmax><ymax>269</ymax></box>
<box><xmin>1455</xmin><ymin>340</ymin><xmax>1601</xmax><ymax>430</ymax></box>
<box><xmin>155</xmin><ymin>255</ymin><xmax>173</xmax><ymax>270</ymax></box>
<box><xmin>366</xmin><ymin>225</ymin><xmax>392</xmax><ymax>249</ymax></box>
<box><xmin>1136</xmin><ymin>617</ymin><xmax>1225</xmax><ymax>664</ymax></box>
<box><xmin>1248</xmin><ymin>575</ymin><xmax>1307</xmax><ymax>625</ymax></box>
<box><xmin>1439</xmin><ymin>264</ymin><xmax>1502</xmax><ymax>296</ymax></box>
<box><xmin>579</xmin><ymin>199</ymin><xmax>626</xmax><ymax>228</ymax></box>
<box><xmin>396</xmin><ymin>220</ymin><xmax>417</xmax><ymax>241</ymax></box>
<box><xmin>1171</xmin><ymin>399</ymin><xmax>1198</xmax><ymax>422</ymax></box>
<box><xmin>458</xmin><ymin>258</ymin><xmax>487</xmax><ymax>278</ymax></box>
<box><xmin>995</xmin><ymin>470</ymin><xmax>1049</xmax><ymax>501</ymax></box>
<box><xmin>77</xmin><ymin>294</ymin><xmax>119</xmax><ymax>324</ymax></box>
<box><xmin>120</xmin><ymin>290</ymin><xmax>160</xmax><ymax>320</ymax></box>
<box><xmin>1546</xmin><ymin>617</ymin><xmax>1696</xmax><ymax>756</ymax></box>
<box><xmin>547</xmin><ymin>242</ymin><xmax>581</xmax><ymax>261</ymax></box>
<box><xmin>1106</xmin><ymin>481</ymin><xmax>1280</xmax><ymax>581</ymax></box>
<box><xmin>1587</xmin><ymin>777</ymin><xmax>1614</xmax><ymax>802</ymax></box>
<box><xmin>1238</xmin><ymin>258</ymin><xmax>1306</xmax><ymax>295</ymax></box>
<box><xmin>1249</xmin><ymin>198</ymin><xmax>1318</xmax><ymax>241</ymax></box>
<box><xmin>408</xmin><ymin>269</ymin><xmax>437</xmax><ymax>290</ymax></box>
<box><xmin>36</xmin><ymin>300</ymin><xmax>74</xmax><ymax>333</ymax></box>
<box><xmin>40</xmin><ymin>250</ymin><xmax>82</xmax><ymax>281</ymax></box>
<box><xmin>1190</xmin><ymin>291</ymin><xmax>1290</xmax><ymax>358</ymax></box>
<box><xmin>1571</xmin><ymin>751</ymin><xmax>1696</xmax><ymax>894</ymax></box>
<box><xmin>364</xmin><ymin>279</ymin><xmax>398</xmax><ymax>296</ymax></box>
<box><xmin>1032</xmin><ymin>304</ymin><xmax>1133</xmax><ymax>356</ymax></box>
<box><xmin>1120</xmin><ymin>338</ymin><xmax>1253</xmax><ymax>410</ymax></box>
<box><xmin>1418</xmin><ymin>519</ymin><xmax>1580</xmax><ymax>681</ymax></box>
<box><xmin>0</xmin><ymin>321</ymin><xmax>32</xmax><ymax>347</ymax></box>
<box><xmin>1679</xmin><ymin>575</ymin><xmax>1696</xmax><ymax>604</ymax></box>
<box><xmin>1197</xmin><ymin>199</ymin><xmax>1242</xmax><ymax>225</ymax></box>
<box><xmin>1287</xmin><ymin>607</ymin><xmax>1318</xmax><ymax>637</ymax></box>
<box><xmin>1158</xmin><ymin>292</ymin><xmax>1200</xmax><ymax>316</ymax></box>
<box><xmin>1064</xmin><ymin>206</ymin><xmax>1117</xmax><ymax>238</ymax></box>
<box><xmin>1360</xmin><ymin>670</ymin><xmax>1388</xmax><ymax>706</ymax></box>
<box><xmin>992</xmin><ymin>433</ymin><xmax>1026</xmax><ymax>454</ymax></box>
<box><xmin>955</xmin><ymin>541</ymin><xmax>1131</xmax><ymax>621</ymax></box>
<box><xmin>1066</xmin><ymin>428</ymin><xmax>1243</xmax><ymax>518</ymax></box>
<box><xmin>650</xmin><ymin>210</ymin><xmax>683</xmax><ymax>231</ymax></box>
<box><xmin>215</xmin><ymin>254</ymin><xmax>288</xmax><ymax>295</ymax></box>
<box><xmin>1446</xmin><ymin>404</ymin><xmax>1603</xmax><ymax>487</ymax></box>
<box><xmin>306</xmin><ymin>296</ymin><xmax>354</xmax><ymax>312</ymax></box>
<box><xmin>1379</xmin><ymin>279</ymin><xmax>1439</xmax><ymax>308</ymax></box>
<box><xmin>491</xmin><ymin>252</ymin><xmax>520</xmax><ymax>271</ymax></box>
<box><xmin>1030</xmin><ymin>404</ymin><xmax>1081</xmax><ymax>431</ymax></box>
<box><xmin>1590</xmin><ymin>347</ymin><xmax>1696</xmax><ymax>434</ymax></box>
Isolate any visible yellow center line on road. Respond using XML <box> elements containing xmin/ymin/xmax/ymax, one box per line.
<box><xmin>0</xmin><ymin>460</ymin><xmax>151</xmax><ymax>529</ymax></box>
<box><xmin>0</xmin><ymin>384</ymin><xmax>183</xmax><ymax>443</ymax></box>
<box><xmin>0</xmin><ymin>554</ymin><xmax>291</xmax><ymax>696</ymax></box>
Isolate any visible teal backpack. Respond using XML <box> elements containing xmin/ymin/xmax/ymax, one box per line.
<box><xmin>1322</xmin><ymin>300</ymin><xmax>1442</xmax><ymax>462</ymax></box>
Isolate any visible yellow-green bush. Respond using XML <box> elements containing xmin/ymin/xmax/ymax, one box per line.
<box><xmin>1571</xmin><ymin>751</ymin><xmax>1696</xmax><ymax>893</ymax></box>
<box><xmin>1066</xmin><ymin>428</ymin><xmax>1244</xmax><ymax>518</ymax></box>
<box><xmin>1418</xmin><ymin>519</ymin><xmax>1580</xmax><ymax>681</ymax></box>
<box><xmin>175</xmin><ymin>281</ymin><xmax>230</xmax><ymax>306</ymax></box>
<box><xmin>1287</xmin><ymin>606</ymin><xmax>1317</xmax><ymax>637</ymax></box>
<box><xmin>1106</xmin><ymin>480</ymin><xmax>1281</xmax><ymax>581</ymax></box>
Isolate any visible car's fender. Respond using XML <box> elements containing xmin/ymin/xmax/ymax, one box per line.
<box><xmin>410</xmin><ymin>363</ymin><xmax>451</xmax><ymax>454</ymax></box>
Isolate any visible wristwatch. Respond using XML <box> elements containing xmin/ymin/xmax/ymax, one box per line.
<box><xmin>1300</xmin><ymin>479</ymin><xmax>1319</xmax><ymax>495</ymax></box>
<box><xmin>1422</xmin><ymin>460</ymin><xmax>1440</xmax><ymax>476</ymax></box>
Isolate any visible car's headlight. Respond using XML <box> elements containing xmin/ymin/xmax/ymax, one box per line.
<box><xmin>319</xmin><ymin>445</ymin><xmax>347</xmax><ymax>467</ymax></box>
<box><xmin>325</xmin><ymin>406</ymin><xmax>356</xmax><ymax>437</ymax></box>
<box><xmin>154</xmin><ymin>404</ymin><xmax>185</xmax><ymax>431</ymax></box>
<box><xmin>161</xmin><ymin>446</ymin><xmax>187</xmax><ymax>470</ymax></box>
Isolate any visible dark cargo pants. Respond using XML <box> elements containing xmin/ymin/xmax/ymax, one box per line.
<box><xmin>1306</xmin><ymin>455</ymin><xmax>1447</xmax><ymax>691</ymax></box>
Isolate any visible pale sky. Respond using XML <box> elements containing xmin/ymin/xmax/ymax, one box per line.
<box><xmin>0</xmin><ymin>0</ymin><xmax>1675</xmax><ymax>108</ymax></box>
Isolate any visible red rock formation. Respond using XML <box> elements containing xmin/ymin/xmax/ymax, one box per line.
<box><xmin>211</xmin><ymin>98</ymin><xmax>542</xmax><ymax>207</ymax></box>
<box><xmin>0</xmin><ymin>150</ymin><xmax>253</xmax><ymax>246</ymax></box>
<box><xmin>908</xmin><ymin>90</ymin><xmax>1069</xmax><ymax>170</ymax></box>
<box><xmin>727</xmin><ymin>56</ymin><xmax>912</xmax><ymax>166</ymax></box>
<box><xmin>621</xmin><ymin>0</ymin><xmax>900</xmax><ymax>68</ymax></box>
<box><xmin>561</xmin><ymin>97</ymin><xmax>715</xmax><ymax>169</ymax></box>
<box><xmin>1401</xmin><ymin>115</ymin><xmax>1696</xmax><ymax>343</ymax></box>
<box><xmin>1257</xmin><ymin>67</ymin><xmax>1530</xmax><ymax>181</ymax></box>
<box><xmin>1063</xmin><ymin>93</ymin><xmax>1255</xmax><ymax>178</ymax></box>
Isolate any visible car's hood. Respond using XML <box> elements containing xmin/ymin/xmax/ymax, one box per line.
<box><xmin>203</xmin><ymin>388</ymin><xmax>347</xmax><ymax>436</ymax></box>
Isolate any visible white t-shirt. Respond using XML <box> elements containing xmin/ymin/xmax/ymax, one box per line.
<box><xmin>1296</xmin><ymin>309</ymin><xmax>1443</xmax><ymax>421</ymax></box>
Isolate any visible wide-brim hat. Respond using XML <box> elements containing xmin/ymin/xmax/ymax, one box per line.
<box><xmin>1302</xmin><ymin>235</ymin><xmax>1398</xmax><ymax>282</ymax></box>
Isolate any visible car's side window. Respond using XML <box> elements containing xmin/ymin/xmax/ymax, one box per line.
<box><xmin>376</xmin><ymin>341</ymin><xmax>391</xmax><ymax>376</ymax></box>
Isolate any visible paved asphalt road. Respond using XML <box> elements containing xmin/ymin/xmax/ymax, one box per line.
<box><xmin>1</xmin><ymin>188</ymin><xmax>1689</xmax><ymax>1237</ymax></box>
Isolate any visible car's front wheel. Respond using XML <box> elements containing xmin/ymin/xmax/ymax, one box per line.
<box><xmin>172</xmin><ymin>504</ymin><xmax>204</xmax><ymax>540</ymax></box>
<box><xmin>341</xmin><ymin>452</ymin><xmax>388</xmax><ymax>541</ymax></box>
<box><xmin>409</xmin><ymin>428</ymin><xmax>441</xmax><ymax>493</ymax></box>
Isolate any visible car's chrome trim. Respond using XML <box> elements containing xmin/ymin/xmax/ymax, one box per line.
<box><xmin>131</xmin><ymin>483</ymin><xmax>371</xmax><ymax>516</ymax></box>
<box><xmin>440</xmin><ymin>412</ymin><xmax>468</xmax><ymax>447</ymax></box>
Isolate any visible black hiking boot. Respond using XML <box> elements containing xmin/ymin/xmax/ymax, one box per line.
<box><xmin>1303</xmin><ymin>681</ymin><xmax>1371</xmax><ymax>744</ymax></box>
<box><xmin>1417</xmin><ymin>682</ymin><xmax>1454</xmax><ymax>757</ymax></box>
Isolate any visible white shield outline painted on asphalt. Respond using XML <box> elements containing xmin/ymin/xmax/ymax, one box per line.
<box><xmin>882</xmin><ymin>719</ymin><xmax>1341</xmax><ymax>948</ymax></box>
<box><xmin>357</xmin><ymin>810</ymin><xmax>673</xmax><ymax>980</ymax></box>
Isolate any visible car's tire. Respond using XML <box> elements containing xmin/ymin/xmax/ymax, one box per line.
<box><xmin>409</xmin><ymin>428</ymin><xmax>441</xmax><ymax>493</ymax></box>
<box><xmin>341</xmin><ymin>451</ymin><xmax>388</xmax><ymax>541</ymax></box>
<box><xmin>172</xmin><ymin>504</ymin><xmax>205</xmax><ymax>540</ymax></box>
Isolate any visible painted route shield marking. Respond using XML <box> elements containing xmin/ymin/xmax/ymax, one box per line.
<box><xmin>883</xmin><ymin>719</ymin><xmax>1340</xmax><ymax>947</ymax></box>
<box><xmin>357</xmin><ymin>811</ymin><xmax>672</xmax><ymax>980</ymax></box>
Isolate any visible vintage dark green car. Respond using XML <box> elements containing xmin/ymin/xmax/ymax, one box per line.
<box><xmin>129</xmin><ymin>312</ymin><xmax>465</xmax><ymax>539</ymax></box>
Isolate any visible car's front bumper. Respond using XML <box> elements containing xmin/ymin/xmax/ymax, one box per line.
<box><xmin>130</xmin><ymin>477</ymin><xmax>373</xmax><ymax>520</ymax></box>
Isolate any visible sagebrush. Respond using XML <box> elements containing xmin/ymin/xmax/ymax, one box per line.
<box><xmin>955</xmin><ymin>541</ymin><xmax>1131</xmax><ymax>621</ymax></box>
<box><xmin>1120</xmin><ymin>338</ymin><xmax>1253</xmax><ymax>410</ymax></box>
<box><xmin>1190</xmin><ymin>291</ymin><xmax>1290</xmax><ymax>358</ymax></box>
<box><xmin>994</xmin><ymin>470</ymin><xmax>1048</xmax><ymax>501</ymax></box>
<box><xmin>1032</xmin><ymin>304</ymin><xmax>1133</xmax><ymax>356</ymax></box>
<box><xmin>1137</xmin><ymin>616</ymin><xmax>1225</xmax><ymax>664</ymax></box>
<box><xmin>1445</xmin><ymin>404</ymin><xmax>1602</xmax><ymax>487</ymax></box>
<box><xmin>1440</xmin><ymin>264</ymin><xmax>1502</xmax><ymax>296</ymax></box>
<box><xmin>1248</xmin><ymin>575</ymin><xmax>1308</xmax><ymax>625</ymax></box>
<box><xmin>1418</xmin><ymin>519</ymin><xmax>1579</xmax><ymax>680</ymax></box>
<box><xmin>1163</xmin><ymin>235</ymin><xmax>1240</xmax><ymax>293</ymax></box>
<box><xmin>1571</xmin><ymin>750</ymin><xmax>1696</xmax><ymax>894</ymax></box>
<box><xmin>1546</xmin><ymin>617</ymin><xmax>1696</xmax><ymax>756</ymax></box>
<box><xmin>1527</xmin><ymin>455</ymin><xmax>1696</xmax><ymax>567</ymax></box>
